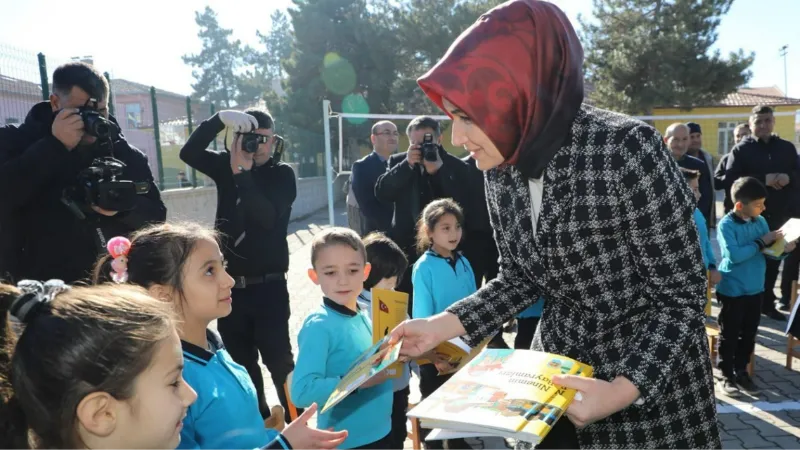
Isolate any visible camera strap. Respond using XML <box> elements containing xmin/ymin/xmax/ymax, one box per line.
<box><xmin>93</xmin><ymin>226</ymin><xmax>108</xmax><ymax>253</ymax></box>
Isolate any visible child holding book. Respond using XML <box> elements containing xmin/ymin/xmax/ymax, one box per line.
<box><xmin>412</xmin><ymin>199</ymin><xmax>475</xmax><ymax>449</ymax></box>
<box><xmin>716</xmin><ymin>177</ymin><xmax>795</xmax><ymax>396</ymax></box>
<box><xmin>681</xmin><ymin>167</ymin><xmax>721</xmax><ymax>286</ymax></box>
<box><xmin>292</xmin><ymin>228</ymin><xmax>394</xmax><ymax>449</ymax></box>
<box><xmin>94</xmin><ymin>223</ymin><xmax>347</xmax><ymax>450</ymax></box>
<box><xmin>356</xmin><ymin>232</ymin><xmax>415</xmax><ymax>449</ymax></box>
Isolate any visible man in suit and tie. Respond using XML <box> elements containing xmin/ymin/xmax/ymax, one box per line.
<box><xmin>348</xmin><ymin>120</ymin><xmax>398</xmax><ymax>235</ymax></box>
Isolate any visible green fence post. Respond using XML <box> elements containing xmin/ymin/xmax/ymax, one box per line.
<box><xmin>150</xmin><ymin>87</ymin><xmax>164</xmax><ymax>189</ymax></box>
<box><xmin>37</xmin><ymin>53</ymin><xmax>48</xmax><ymax>100</ymax></box>
<box><xmin>104</xmin><ymin>72</ymin><xmax>115</xmax><ymax>117</ymax></box>
<box><xmin>186</xmin><ymin>96</ymin><xmax>197</xmax><ymax>188</ymax></box>
<box><xmin>210</xmin><ymin>103</ymin><xmax>217</xmax><ymax>150</ymax></box>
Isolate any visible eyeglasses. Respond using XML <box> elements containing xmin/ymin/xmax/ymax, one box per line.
<box><xmin>373</xmin><ymin>131</ymin><xmax>399</xmax><ymax>137</ymax></box>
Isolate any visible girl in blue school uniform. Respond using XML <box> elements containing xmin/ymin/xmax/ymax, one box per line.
<box><xmin>411</xmin><ymin>198</ymin><xmax>475</xmax><ymax>450</ymax></box>
<box><xmin>94</xmin><ymin>223</ymin><xmax>347</xmax><ymax>450</ymax></box>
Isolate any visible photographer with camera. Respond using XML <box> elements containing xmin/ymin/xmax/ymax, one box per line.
<box><xmin>179</xmin><ymin>107</ymin><xmax>298</xmax><ymax>424</ymax></box>
<box><xmin>375</xmin><ymin>116</ymin><xmax>470</xmax><ymax>308</ymax></box>
<box><xmin>0</xmin><ymin>62</ymin><xmax>165</xmax><ymax>284</ymax></box>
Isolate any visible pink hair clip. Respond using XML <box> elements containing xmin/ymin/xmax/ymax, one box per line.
<box><xmin>107</xmin><ymin>236</ymin><xmax>131</xmax><ymax>283</ymax></box>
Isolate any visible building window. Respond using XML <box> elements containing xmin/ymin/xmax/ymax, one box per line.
<box><xmin>717</xmin><ymin>121</ymin><xmax>738</xmax><ymax>155</ymax></box>
<box><xmin>125</xmin><ymin>103</ymin><xmax>142</xmax><ymax>129</ymax></box>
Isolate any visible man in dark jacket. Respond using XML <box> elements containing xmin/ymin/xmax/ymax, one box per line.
<box><xmin>664</xmin><ymin>123</ymin><xmax>713</xmax><ymax>226</ymax></box>
<box><xmin>374</xmin><ymin>116</ymin><xmax>470</xmax><ymax>309</ymax></box>
<box><xmin>349</xmin><ymin>120</ymin><xmax>396</xmax><ymax>235</ymax></box>
<box><xmin>687</xmin><ymin>122</ymin><xmax>716</xmax><ymax>227</ymax></box>
<box><xmin>0</xmin><ymin>62</ymin><xmax>165</xmax><ymax>284</ymax></box>
<box><xmin>726</xmin><ymin>105</ymin><xmax>798</xmax><ymax>319</ymax></box>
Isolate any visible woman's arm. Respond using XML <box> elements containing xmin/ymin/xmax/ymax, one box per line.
<box><xmin>445</xmin><ymin>182</ymin><xmax>541</xmax><ymax>347</ymax></box>
<box><xmin>613</xmin><ymin>125</ymin><xmax>707</xmax><ymax>406</ymax></box>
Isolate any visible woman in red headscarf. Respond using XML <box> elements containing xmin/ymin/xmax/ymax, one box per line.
<box><xmin>389</xmin><ymin>1</ymin><xmax>720</xmax><ymax>448</ymax></box>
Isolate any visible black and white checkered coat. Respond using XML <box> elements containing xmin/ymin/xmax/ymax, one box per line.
<box><xmin>448</xmin><ymin>105</ymin><xmax>721</xmax><ymax>449</ymax></box>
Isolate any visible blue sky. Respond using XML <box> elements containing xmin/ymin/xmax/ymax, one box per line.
<box><xmin>0</xmin><ymin>0</ymin><xmax>796</xmax><ymax>99</ymax></box>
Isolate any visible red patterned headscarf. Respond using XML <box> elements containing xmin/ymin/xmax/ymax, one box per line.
<box><xmin>418</xmin><ymin>0</ymin><xmax>584</xmax><ymax>179</ymax></box>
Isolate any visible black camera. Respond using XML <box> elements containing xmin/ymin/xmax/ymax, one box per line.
<box><xmin>420</xmin><ymin>133</ymin><xmax>438</xmax><ymax>162</ymax></box>
<box><xmin>239</xmin><ymin>132</ymin><xmax>269</xmax><ymax>153</ymax></box>
<box><xmin>77</xmin><ymin>106</ymin><xmax>120</xmax><ymax>140</ymax></box>
<box><xmin>74</xmin><ymin>157</ymin><xmax>140</xmax><ymax>212</ymax></box>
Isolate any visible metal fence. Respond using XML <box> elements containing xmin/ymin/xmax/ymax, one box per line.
<box><xmin>0</xmin><ymin>43</ymin><xmax>328</xmax><ymax>190</ymax></box>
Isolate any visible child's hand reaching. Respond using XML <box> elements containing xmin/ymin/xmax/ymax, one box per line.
<box><xmin>279</xmin><ymin>403</ymin><xmax>348</xmax><ymax>450</ymax></box>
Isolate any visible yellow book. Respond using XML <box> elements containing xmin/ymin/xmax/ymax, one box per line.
<box><xmin>370</xmin><ymin>288</ymin><xmax>409</xmax><ymax>379</ymax></box>
<box><xmin>409</xmin><ymin>349</ymin><xmax>593</xmax><ymax>445</ymax></box>
<box><xmin>417</xmin><ymin>334</ymin><xmax>495</xmax><ymax>375</ymax></box>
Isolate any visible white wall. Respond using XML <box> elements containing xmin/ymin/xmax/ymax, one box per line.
<box><xmin>161</xmin><ymin>176</ymin><xmax>345</xmax><ymax>227</ymax></box>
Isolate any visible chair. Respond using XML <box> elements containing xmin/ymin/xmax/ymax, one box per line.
<box><xmin>786</xmin><ymin>281</ymin><xmax>800</xmax><ymax>370</ymax></box>
<box><xmin>407</xmin><ymin>402</ymin><xmax>422</xmax><ymax>450</ymax></box>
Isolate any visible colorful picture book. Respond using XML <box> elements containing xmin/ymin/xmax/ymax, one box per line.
<box><xmin>408</xmin><ymin>349</ymin><xmax>593</xmax><ymax>444</ymax></box>
<box><xmin>417</xmin><ymin>334</ymin><xmax>495</xmax><ymax>376</ymax></box>
<box><xmin>764</xmin><ymin>218</ymin><xmax>800</xmax><ymax>257</ymax></box>
<box><xmin>321</xmin><ymin>336</ymin><xmax>402</xmax><ymax>414</ymax></box>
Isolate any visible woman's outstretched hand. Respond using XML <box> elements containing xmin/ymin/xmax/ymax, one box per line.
<box><xmin>388</xmin><ymin>313</ymin><xmax>467</xmax><ymax>360</ymax></box>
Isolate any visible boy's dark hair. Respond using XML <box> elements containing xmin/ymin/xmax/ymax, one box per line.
<box><xmin>52</xmin><ymin>62</ymin><xmax>109</xmax><ymax>101</ymax></box>
<box><xmin>752</xmin><ymin>105</ymin><xmax>774</xmax><ymax>116</ymax></box>
<box><xmin>406</xmin><ymin>116</ymin><xmax>441</xmax><ymax>140</ymax></box>
<box><xmin>0</xmin><ymin>283</ymin><xmax>175</xmax><ymax>448</ymax></box>
<box><xmin>363</xmin><ymin>233</ymin><xmax>408</xmax><ymax>290</ymax></box>
<box><xmin>244</xmin><ymin>108</ymin><xmax>274</xmax><ymax>130</ymax></box>
<box><xmin>416</xmin><ymin>198</ymin><xmax>465</xmax><ymax>255</ymax></box>
<box><xmin>731</xmin><ymin>177</ymin><xmax>768</xmax><ymax>204</ymax></box>
<box><xmin>311</xmin><ymin>228</ymin><xmax>366</xmax><ymax>268</ymax></box>
<box><xmin>679</xmin><ymin>167</ymin><xmax>700</xmax><ymax>182</ymax></box>
<box><xmin>94</xmin><ymin>223</ymin><xmax>219</xmax><ymax>306</ymax></box>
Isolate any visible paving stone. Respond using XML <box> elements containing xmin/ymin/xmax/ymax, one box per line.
<box><xmin>721</xmin><ymin>438</ymin><xmax>744</xmax><ymax>450</ymax></box>
<box><xmin>719</xmin><ymin>414</ymin><xmax>755</xmax><ymax>431</ymax></box>
<box><xmin>728</xmin><ymin>429</ymin><xmax>774</xmax><ymax>449</ymax></box>
<box><xmin>765</xmin><ymin>436</ymin><xmax>800</xmax><ymax>449</ymax></box>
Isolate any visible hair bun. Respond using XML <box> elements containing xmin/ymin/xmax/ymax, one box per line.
<box><xmin>10</xmin><ymin>279</ymin><xmax>69</xmax><ymax>323</ymax></box>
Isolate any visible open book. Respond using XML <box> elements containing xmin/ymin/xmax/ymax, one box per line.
<box><xmin>408</xmin><ymin>349</ymin><xmax>593</xmax><ymax>444</ymax></box>
<box><xmin>417</xmin><ymin>334</ymin><xmax>495</xmax><ymax>376</ymax></box>
<box><xmin>321</xmin><ymin>336</ymin><xmax>402</xmax><ymax>414</ymax></box>
<box><xmin>764</xmin><ymin>218</ymin><xmax>800</xmax><ymax>257</ymax></box>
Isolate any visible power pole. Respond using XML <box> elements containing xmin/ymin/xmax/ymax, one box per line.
<box><xmin>779</xmin><ymin>45</ymin><xmax>789</xmax><ymax>98</ymax></box>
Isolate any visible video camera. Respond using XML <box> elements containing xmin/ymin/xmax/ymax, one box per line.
<box><xmin>73</xmin><ymin>157</ymin><xmax>148</xmax><ymax>212</ymax></box>
<box><xmin>420</xmin><ymin>133</ymin><xmax>438</xmax><ymax>162</ymax></box>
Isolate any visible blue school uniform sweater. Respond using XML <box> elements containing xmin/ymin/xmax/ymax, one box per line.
<box><xmin>518</xmin><ymin>297</ymin><xmax>544</xmax><ymax>319</ymax></box>
<box><xmin>716</xmin><ymin>212</ymin><xmax>785</xmax><ymax>297</ymax></box>
<box><xmin>412</xmin><ymin>250</ymin><xmax>477</xmax><ymax>319</ymax></box>
<box><xmin>693</xmin><ymin>208</ymin><xmax>717</xmax><ymax>270</ymax></box>
<box><xmin>179</xmin><ymin>330</ymin><xmax>288</xmax><ymax>450</ymax></box>
<box><xmin>291</xmin><ymin>298</ymin><xmax>392</xmax><ymax>449</ymax></box>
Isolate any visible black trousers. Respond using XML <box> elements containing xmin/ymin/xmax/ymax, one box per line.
<box><xmin>398</xmin><ymin>258</ymin><xmax>416</xmax><ymax>317</ymax></box>
<box><xmin>461</xmin><ymin>230</ymin><xmax>499</xmax><ymax>288</ymax></box>
<box><xmin>351</xmin><ymin>432</ymin><xmax>392</xmax><ymax>450</ymax></box>
<box><xmin>537</xmin><ymin>417</ymin><xmax>580</xmax><ymax>449</ymax></box>
<box><xmin>781</xmin><ymin>245</ymin><xmax>800</xmax><ymax>302</ymax></box>
<box><xmin>390</xmin><ymin>387</ymin><xmax>410</xmax><ymax>449</ymax></box>
<box><xmin>717</xmin><ymin>293</ymin><xmax>762</xmax><ymax>376</ymax></box>
<box><xmin>515</xmin><ymin>317</ymin><xmax>540</xmax><ymax>350</ymax></box>
<box><xmin>217</xmin><ymin>279</ymin><xmax>300</xmax><ymax>422</ymax></box>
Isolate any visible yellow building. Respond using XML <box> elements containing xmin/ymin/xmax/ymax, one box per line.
<box><xmin>650</xmin><ymin>87</ymin><xmax>800</xmax><ymax>160</ymax></box>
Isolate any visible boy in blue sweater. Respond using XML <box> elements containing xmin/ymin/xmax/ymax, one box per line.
<box><xmin>681</xmin><ymin>168</ymin><xmax>722</xmax><ymax>286</ymax></box>
<box><xmin>292</xmin><ymin>228</ymin><xmax>394</xmax><ymax>449</ymax></box>
<box><xmin>357</xmin><ymin>232</ymin><xmax>415</xmax><ymax>449</ymax></box>
<box><xmin>716</xmin><ymin>177</ymin><xmax>795</xmax><ymax>396</ymax></box>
